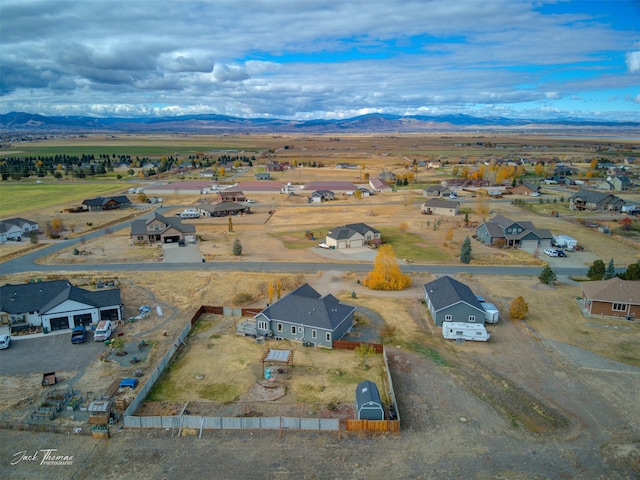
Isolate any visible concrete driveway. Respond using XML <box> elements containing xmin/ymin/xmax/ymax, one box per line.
<box><xmin>0</xmin><ymin>330</ymin><xmax>108</xmax><ymax>375</ymax></box>
<box><xmin>163</xmin><ymin>243</ymin><xmax>203</xmax><ymax>263</ymax></box>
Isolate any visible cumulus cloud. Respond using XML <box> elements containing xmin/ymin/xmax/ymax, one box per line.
<box><xmin>625</xmin><ymin>51</ymin><xmax>640</xmax><ymax>73</ymax></box>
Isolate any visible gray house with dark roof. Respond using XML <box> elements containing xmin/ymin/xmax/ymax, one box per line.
<box><xmin>0</xmin><ymin>279</ymin><xmax>122</xmax><ymax>333</ymax></box>
<box><xmin>82</xmin><ymin>195</ymin><xmax>131</xmax><ymax>211</ymax></box>
<box><xmin>0</xmin><ymin>218</ymin><xmax>39</xmax><ymax>241</ymax></box>
<box><xmin>423</xmin><ymin>276</ymin><xmax>486</xmax><ymax>327</ymax></box>
<box><xmin>130</xmin><ymin>212</ymin><xmax>196</xmax><ymax>244</ymax></box>
<box><xmin>569</xmin><ymin>189</ymin><xmax>626</xmax><ymax>212</ymax></box>
<box><xmin>325</xmin><ymin>223</ymin><xmax>381</xmax><ymax>249</ymax></box>
<box><xmin>254</xmin><ymin>284</ymin><xmax>355</xmax><ymax>348</ymax></box>
<box><xmin>198</xmin><ymin>201</ymin><xmax>250</xmax><ymax>217</ymax></box>
<box><xmin>476</xmin><ymin>214</ymin><xmax>553</xmax><ymax>250</ymax></box>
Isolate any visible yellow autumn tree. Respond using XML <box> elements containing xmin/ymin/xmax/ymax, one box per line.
<box><xmin>509</xmin><ymin>296</ymin><xmax>529</xmax><ymax>320</ymax></box>
<box><xmin>362</xmin><ymin>244</ymin><xmax>411</xmax><ymax>291</ymax></box>
<box><xmin>267</xmin><ymin>281</ymin><xmax>274</xmax><ymax>305</ymax></box>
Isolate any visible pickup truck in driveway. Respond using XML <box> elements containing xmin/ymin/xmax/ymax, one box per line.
<box><xmin>71</xmin><ymin>326</ymin><xmax>87</xmax><ymax>344</ymax></box>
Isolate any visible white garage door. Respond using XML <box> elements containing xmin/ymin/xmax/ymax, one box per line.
<box><xmin>521</xmin><ymin>240</ymin><xmax>538</xmax><ymax>251</ymax></box>
<box><xmin>349</xmin><ymin>239</ymin><xmax>364</xmax><ymax>248</ymax></box>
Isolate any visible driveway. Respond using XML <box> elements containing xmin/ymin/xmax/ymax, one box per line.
<box><xmin>162</xmin><ymin>243</ymin><xmax>203</xmax><ymax>263</ymax></box>
<box><xmin>0</xmin><ymin>331</ymin><xmax>108</xmax><ymax>376</ymax></box>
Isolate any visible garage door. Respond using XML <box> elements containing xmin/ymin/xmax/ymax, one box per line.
<box><xmin>521</xmin><ymin>240</ymin><xmax>538</xmax><ymax>251</ymax></box>
<box><xmin>349</xmin><ymin>239</ymin><xmax>363</xmax><ymax>248</ymax></box>
<box><xmin>337</xmin><ymin>241</ymin><xmax>347</xmax><ymax>249</ymax></box>
<box><xmin>164</xmin><ymin>236</ymin><xmax>180</xmax><ymax>244</ymax></box>
<box><xmin>73</xmin><ymin>313</ymin><xmax>92</xmax><ymax>327</ymax></box>
<box><xmin>50</xmin><ymin>316</ymin><xmax>70</xmax><ymax>331</ymax></box>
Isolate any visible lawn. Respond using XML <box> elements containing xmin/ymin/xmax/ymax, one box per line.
<box><xmin>0</xmin><ymin>183</ymin><xmax>129</xmax><ymax>217</ymax></box>
<box><xmin>378</xmin><ymin>227</ymin><xmax>454</xmax><ymax>261</ymax></box>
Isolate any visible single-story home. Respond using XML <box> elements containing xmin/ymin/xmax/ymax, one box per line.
<box><xmin>369</xmin><ymin>177</ymin><xmax>393</xmax><ymax>193</ymax></box>
<box><xmin>130</xmin><ymin>212</ymin><xmax>196</xmax><ymax>245</ymax></box>
<box><xmin>254</xmin><ymin>283</ymin><xmax>355</xmax><ymax>348</ymax></box>
<box><xmin>198</xmin><ymin>201</ymin><xmax>250</xmax><ymax>217</ymax></box>
<box><xmin>378</xmin><ymin>171</ymin><xmax>396</xmax><ymax>183</ymax></box>
<box><xmin>423</xmin><ymin>185</ymin><xmax>452</xmax><ymax>197</ymax></box>
<box><xmin>0</xmin><ymin>217</ymin><xmax>39</xmax><ymax>242</ymax></box>
<box><xmin>423</xmin><ymin>276</ymin><xmax>488</xmax><ymax>327</ymax></box>
<box><xmin>569</xmin><ymin>190</ymin><xmax>626</xmax><ymax>212</ymax></box>
<box><xmin>309</xmin><ymin>190</ymin><xmax>335</xmax><ymax>203</ymax></box>
<box><xmin>476</xmin><ymin>214</ymin><xmax>553</xmax><ymax>250</ymax></box>
<box><xmin>511</xmin><ymin>183</ymin><xmax>540</xmax><ymax>196</ymax></box>
<box><xmin>82</xmin><ymin>196</ymin><xmax>131</xmax><ymax>211</ymax></box>
<box><xmin>0</xmin><ymin>279</ymin><xmax>123</xmax><ymax>333</ymax></box>
<box><xmin>325</xmin><ymin>223</ymin><xmax>381</xmax><ymax>249</ymax></box>
<box><xmin>580</xmin><ymin>278</ymin><xmax>640</xmax><ymax>320</ymax></box>
<box><xmin>421</xmin><ymin>198</ymin><xmax>460</xmax><ymax>216</ymax></box>
<box><xmin>255</xmin><ymin>172</ymin><xmax>271</xmax><ymax>180</ymax></box>
<box><xmin>355</xmin><ymin>380</ymin><xmax>384</xmax><ymax>420</ymax></box>
<box><xmin>217</xmin><ymin>190</ymin><xmax>247</xmax><ymax>202</ymax></box>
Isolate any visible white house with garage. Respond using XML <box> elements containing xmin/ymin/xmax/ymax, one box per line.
<box><xmin>325</xmin><ymin>223</ymin><xmax>381</xmax><ymax>249</ymax></box>
<box><xmin>0</xmin><ymin>280</ymin><xmax>123</xmax><ymax>334</ymax></box>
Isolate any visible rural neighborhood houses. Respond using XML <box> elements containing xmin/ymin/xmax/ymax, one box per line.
<box><xmin>198</xmin><ymin>201</ymin><xmax>250</xmax><ymax>217</ymax></box>
<box><xmin>580</xmin><ymin>278</ymin><xmax>640</xmax><ymax>320</ymax></box>
<box><xmin>325</xmin><ymin>223</ymin><xmax>381</xmax><ymax>249</ymax></box>
<box><xmin>308</xmin><ymin>190</ymin><xmax>336</xmax><ymax>203</ymax></box>
<box><xmin>369</xmin><ymin>176</ymin><xmax>393</xmax><ymax>193</ymax></box>
<box><xmin>476</xmin><ymin>214</ymin><xmax>553</xmax><ymax>250</ymax></box>
<box><xmin>511</xmin><ymin>182</ymin><xmax>540</xmax><ymax>196</ymax></box>
<box><xmin>0</xmin><ymin>217</ymin><xmax>39</xmax><ymax>242</ymax></box>
<box><xmin>423</xmin><ymin>185</ymin><xmax>452</xmax><ymax>197</ymax></box>
<box><xmin>569</xmin><ymin>190</ymin><xmax>627</xmax><ymax>212</ymax></box>
<box><xmin>421</xmin><ymin>198</ymin><xmax>460</xmax><ymax>216</ymax></box>
<box><xmin>254</xmin><ymin>283</ymin><xmax>356</xmax><ymax>348</ymax></box>
<box><xmin>0</xmin><ymin>279</ymin><xmax>123</xmax><ymax>333</ymax></box>
<box><xmin>423</xmin><ymin>276</ymin><xmax>488</xmax><ymax>327</ymax></box>
<box><xmin>82</xmin><ymin>195</ymin><xmax>131</xmax><ymax>211</ymax></box>
<box><xmin>130</xmin><ymin>212</ymin><xmax>196</xmax><ymax>245</ymax></box>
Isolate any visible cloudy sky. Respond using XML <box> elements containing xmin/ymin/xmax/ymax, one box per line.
<box><xmin>1</xmin><ymin>0</ymin><xmax>639</xmax><ymax>120</ymax></box>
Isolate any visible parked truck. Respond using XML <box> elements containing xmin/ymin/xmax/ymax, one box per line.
<box><xmin>94</xmin><ymin>320</ymin><xmax>113</xmax><ymax>342</ymax></box>
<box><xmin>442</xmin><ymin>322</ymin><xmax>490</xmax><ymax>342</ymax></box>
<box><xmin>71</xmin><ymin>326</ymin><xmax>87</xmax><ymax>344</ymax></box>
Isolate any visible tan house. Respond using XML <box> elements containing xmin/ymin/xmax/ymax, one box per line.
<box><xmin>580</xmin><ymin>278</ymin><xmax>640</xmax><ymax>320</ymax></box>
<box><xmin>511</xmin><ymin>183</ymin><xmax>540</xmax><ymax>196</ymax></box>
<box><xmin>130</xmin><ymin>212</ymin><xmax>196</xmax><ymax>245</ymax></box>
<box><xmin>421</xmin><ymin>198</ymin><xmax>460</xmax><ymax>216</ymax></box>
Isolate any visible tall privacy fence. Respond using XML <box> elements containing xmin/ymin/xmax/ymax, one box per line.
<box><xmin>123</xmin><ymin>306</ymin><xmax>400</xmax><ymax>433</ymax></box>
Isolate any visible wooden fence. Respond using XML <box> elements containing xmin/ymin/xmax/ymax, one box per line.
<box><xmin>333</xmin><ymin>340</ymin><xmax>384</xmax><ymax>354</ymax></box>
<box><xmin>346</xmin><ymin>419</ymin><xmax>399</xmax><ymax>432</ymax></box>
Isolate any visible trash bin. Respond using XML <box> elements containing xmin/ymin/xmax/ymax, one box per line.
<box><xmin>43</xmin><ymin>327</ymin><xmax>49</xmax><ymax>334</ymax></box>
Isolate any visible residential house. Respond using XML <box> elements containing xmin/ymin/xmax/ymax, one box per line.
<box><xmin>198</xmin><ymin>202</ymin><xmax>250</xmax><ymax>217</ymax></box>
<box><xmin>217</xmin><ymin>190</ymin><xmax>247</xmax><ymax>202</ymax></box>
<box><xmin>476</xmin><ymin>214</ymin><xmax>553</xmax><ymax>250</ymax></box>
<box><xmin>0</xmin><ymin>279</ymin><xmax>122</xmax><ymax>333</ymax></box>
<box><xmin>569</xmin><ymin>189</ymin><xmax>626</xmax><ymax>212</ymax></box>
<box><xmin>378</xmin><ymin>171</ymin><xmax>396</xmax><ymax>183</ymax></box>
<box><xmin>423</xmin><ymin>276</ymin><xmax>487</xmax><ymax>327</ymax></box>
<box><xmin>423</xmin><ymin>185</ymin><xmax>452</xmax><ymax>197</ymax></box>
<box><xmin>427</xmin><ymin>161</ymin><xmax>442</xmax><ymax>169</ymax></box>
<box><xmin>82</xmin><ymin>196</ymin><xmax>131</xmax><ymax>212</ymax></box>
<box><xmin>254</xmin><ymin>283</ymin><xmax>356</xmax><ymax>348</ymax></box>
<box><xmin>0</xmin><ymin>217</ymin><xmax>39</xmax><ymax>241</ymax></box>
<box><xmin>325</xmin><ymin>223</ymin><xmax>381</xmax><ymax>249</ymax></box>
<box><xmin>335</xmin><ymin>163</ymin><xmax>358</xmax><ymax>169</ymax></box>
<box><xmin>421</xmin><ymin>198</ymin><xmax>460</xmax><ymax>216</ymax></box>
<box><xmin>265</xmin><ymin>162</ymin><xmax>286</xmax><ymax>172</ymax></box>
<box><xmin>369</xmin><ymin>176</ymin><xmax>393</xmax><ymax>193</ymax></box>
<box><xmin>580</xmin><ymin>278</ymin><xmax>640</xmax><ymax>320</ymax></box>
<box><xmin>130</xmin><ymin>212</ymin><xmax>196</xmax><ymax>245</ymax></box>
<box><xmin>598</xmin><ymin>175</ymin><xmax>633</xmax><ymax>192</ymax></box>
<box><xmin>309</xmin><ymin>190</ymin><xmax>335</xmax><ymax>203</ymax></box>
<box><xmin>199</xmin><ymin>170</ymin><xmax>216</xmax><ymax>178</ymax></box>
<box><xmin>511</xmin><ymin>183</ymin><xmax>540</xmax><ymax>196</ymax></box>
<box><xmin>255</xmin><ymin>172</ymin><xmax>271</xmax><ymax>180</ymax></box>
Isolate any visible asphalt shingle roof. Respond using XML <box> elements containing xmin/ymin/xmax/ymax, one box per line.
<box><xmin>423</xmin><ymin>276</ymin><xmax>484</xmax><ymax>312</ymax></box>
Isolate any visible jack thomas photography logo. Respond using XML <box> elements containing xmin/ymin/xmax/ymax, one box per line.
<box><xmin>11</xmin><ymin>449</ymin><xmax>74</xmax><ymax>466</ymax></box>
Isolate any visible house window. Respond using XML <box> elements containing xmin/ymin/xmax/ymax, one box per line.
<box><xmin>612</xmin><ymin>303</ymin><xmax>627</xmax><ymax>312</ymax></box>
<box><xmin>445</xmin><ymin>315</ymin><xmax>452</xmax><ymax>321</ymax></box>
<box><xmin>258</xmin><ymin>321</ymin><xmax>268</xmax><ymax>330</ymax></box>
<box><xmin>277</xmin><ymin>323</ymin><xmax>282</xmax><ymax>332</ymax></box>
<box><xmin>325</xmin><ymin>332</ymin><xmax>331</xmax><ymax>342</ymax></box>
<box><xmin>291</xmin><ymin>325</ymin><xmax>297</xmax><ymax>334</ymax></box>
<box><xmin>312</xmin><ymin>329</ymin><xmax>317</xmax><ymax>339</ymax></box>
<box><xmin>468</xmin><ymin>316</ymin><xmax>476</xmax><ymax>322</ymax></box>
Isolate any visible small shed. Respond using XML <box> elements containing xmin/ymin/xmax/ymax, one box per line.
<box><xmin>355</xmin><ymin>380</ymin><xmax>384</xmax><ymax>420</ymax></box>
<box><xmin>88</xmin><ymin>400</ymin><xmax>112</xmax><ymax>425</ymax></box>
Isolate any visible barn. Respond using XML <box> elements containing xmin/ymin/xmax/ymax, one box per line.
<box><xmin>355</xmin><ymin>380</ymin><xmax>384</xmax><ymax>420</ymax></box>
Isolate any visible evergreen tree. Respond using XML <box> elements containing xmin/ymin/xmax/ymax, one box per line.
<box><xmin>620</xmin><ymin>262</ymin><xmax>640</xmax><ymax>281</ymax></box>
<box><xmin>587</xmin><ymin>259</ymin><xmax>605</xmax><ymax>280</ymax></box>
<box><xmin>228</xmin><ymin>216</ymin><xmax>233</xmax><ymax>233</ymax></box>
<box><xmin>232</xmin><ymin>238</ymin><xmax>242</xmax><ymax>256</ymax></box>
<box><xmin>539</xmin><ymin>265</ymin><xmax>557</xmax><ymax>286</ymax></box>
<box><xmin>460</xmin><ymin>236</ymin><xmax>472</xmax><ymax>264</ymax></box>
<box><xmin>604</xmin><ymin>258</ymin><xmax>616</xmax><ymax>279</ymax></box>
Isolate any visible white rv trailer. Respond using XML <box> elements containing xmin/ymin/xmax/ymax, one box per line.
<box><xmin>442</xmin><ymin>322</ymin><xmax>490</xmax><ymax>342</ymax></box>
<box><xmin>481</xmin><ymin>302</ymin><xmax>500</xmax><ymax>324</ymax></box>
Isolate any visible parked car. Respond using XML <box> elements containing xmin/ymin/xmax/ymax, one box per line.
<box><xmin>0</xmin><ymin>334</ymin><xmax>11</xmax><ymax>350</ymax></box>
<box><xmin>555</xmin><ymin>250</ymin><xmax>567</xmax><ymax>257</ymax></box>
<box><xmin>529</xmin><ymin>192</ymin><xmax>541</xmax><ymax>197</ymax></box>
<box><xmin>544</xmin><ymin>249</ymin><xmax>558</xmax><ymax>257</ymax></box>
<box><xmin>94</xmin><ymin>320</ymin><xmax>113</xmax><ymax>342</ymax></box>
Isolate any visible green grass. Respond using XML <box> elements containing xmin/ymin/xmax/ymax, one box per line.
<box><xmin>378</xmin><ymin>227</ymin><xmax>453</xmax><ymax>261</ymax></box>
<box><xmin>0</xmin><ymin>183</ymin><xmax>129</xmax><ymax>217</ymax></box>
<box><xmin>403</xmin><ymin>341</ymin><xmax>450</xmax><ymax>367</ymax></box>
<box><xmin>269</xmin><ymin>230</ymin><xmax>330</xmax><ymax>249</ymax></box>
<box><xmin>1</xmin><ymin>144</ymin><xmax>262</xmax><ymax>158</ymax></box>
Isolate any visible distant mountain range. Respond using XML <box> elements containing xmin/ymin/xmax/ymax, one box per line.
<box><xmin>1</xmin><ymin>111</ymin><xmax>638</xmax><ymax>134</ymax></box>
